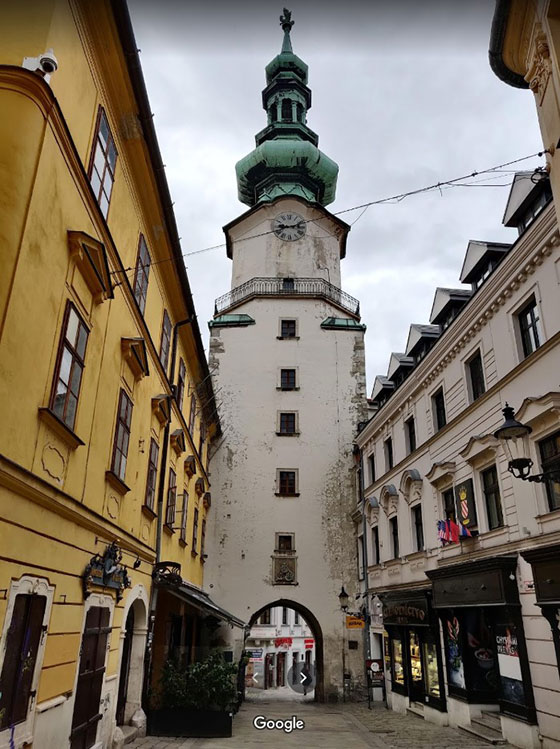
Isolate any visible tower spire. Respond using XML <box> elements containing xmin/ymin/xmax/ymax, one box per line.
<box><xmin>234</xmin><ymin>9</ymin><xmax>339</xmax><ymax>207</ymax></box>
<box><xmin>280</xmin><ymin>8</ymin><xmax>294</xmax><ymax>54</ymax></box>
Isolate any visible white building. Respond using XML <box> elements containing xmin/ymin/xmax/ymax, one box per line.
<box><xmin>245</xmin><ymin>606</ymin><xmax>316</xmax><ymax>692</ymax></box>
<box><xmin>355</xmin><ymin>172</ymin><xmax>560</xmax><ymax>748</ymax></box>
<box><xmin>205</xmin><ymin>12</ymin><xmax>367</xmax><ymax>701</ymax></box>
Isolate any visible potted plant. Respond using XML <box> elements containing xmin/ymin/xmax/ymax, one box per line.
<box><xmin>149</xmin><ymin>651</ymin><xmax>239</xmax><ymax>737</ymax></box>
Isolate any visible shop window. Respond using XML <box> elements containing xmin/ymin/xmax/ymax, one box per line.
<box><xmin>88</xmin><ymin>108</ymin><xmax>117</xmax><ymax>218</ymax></box>
<box><xmin>0</xmin><ymin>594</ymin><xmax>46</xmax><ymax>731</ymax></box>
<box><xmin>391</xmin><ymin>636</ymin><xmax>405</xmax><ymax>686</ymax></box>
<box><xmin>144</xmin><ymin>438</ymin><xmax>159</xmax><ymax>512</ymax></box>
<box><xmin>49</xmin><ymin>302</ymin><xmax>89</xmax><ymax>431</ymax></box>
<box><xmin>132</xmin><ymin>235</ymin><xmax>151</xmax><ymax>315</ymax></box>
<box><xmin>409</xmin><ymin>631</ymin><xmax>423</xmax><ymax>695</ymax></box>
<box><xmin>384</xmin><ymin>437</ymin><xmax>393</xmax><ymax>472</ymax></box>
<box><xmin>432</xmin><ymin>388</ymin><xmax>446</xmax><ymax>431</ymax></box>
<box><xmin>467</xmin><ymin>350</ymin><xmax>485</xmax><ymax>402</ymax></box>
<box><xmin>280</xmin><ymin>368</ymin><xmax>297</xmax><ymax>390</ymax></box>
<box><xmin>481</xmin><ymin>465</ymin><xmax>504</xmax><ymax>530</ymax></box>
<box><xmin>517</xmin><ymin>297</ymin><xmax>541</xmax><ymax>358</ymax></box>
<box><xmin>371</xmin><ymin>526</ymin><xmax>380</xmax><ymax>565</ymax></box>
<box><xmin>111</xmin><ymin>389</ymin><xmax>133</xmax><ymax>483</ymax></box>
<box><xmin>279</xmin><ymin>319</ymin><xmax>297</xmax><ymax>339</ymax></box>
<box><xmin>423</xmin><ymin>638</ymin><xmax>441</xmax><ymax>699</ymax></box>
<box><xmin>405</xmin><ymin>416</ymin><xmax>416</xmax><ymax>454</ymax></box>
<box><xmin>165</xmin><ymin>468</ymin><xmax>177</xmax><ymax>529</ymax></box>
<box><xmin>442</xmin><ymin>488</ymin><xmax>456</xmax><ymax>523</ymax></box>
<box><xmin>412</xmin><ymin>504</ymin><xmax>424</xmax><ymax>551</ymax></box>
<box><xmin>176</xmin><ymin>359</ymin><xmax>186</xmax><ymax>410</ymax></box>
<box><xmin>539</xmin><ymin>430</ymin><xmax>560</xmax><ymax>511</ymax></box>
<box><xmin>159</xmin><ymin>310</ymin><xmax>172</xmax><ymax>373</ymax></box>
<box><xmin>368</xmin><ymin>453</ymin><xmax>375</xmax><ymax>484</ymax></box>
<box><xmin>390</xmin><ymin>516</ymin><xmax>399</xmax><ymax>558</ymax></box>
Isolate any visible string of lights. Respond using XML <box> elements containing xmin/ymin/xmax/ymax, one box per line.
<box><xmin>109</xmin><ymin>148</ymin><xmax>549</xmax><ymax>287</ymax></box>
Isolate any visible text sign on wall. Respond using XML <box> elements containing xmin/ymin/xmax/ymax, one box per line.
<box><xmin>383</xmin><ymin>599</ymin><xmax>428</xmax><ymax>626</ymax></box>
<box><xmin>346</xmin><ymin>615</ymin><xmax>365</xmax><ymax>629</ymax></box>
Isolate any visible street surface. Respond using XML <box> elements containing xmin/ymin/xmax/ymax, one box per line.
<box><xmin>128</xmin><ymin>689</ymin><xmax>514</xmax><ymax>748</ymax></box>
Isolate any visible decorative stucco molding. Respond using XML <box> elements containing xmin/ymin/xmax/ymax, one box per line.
<box><xmin>526</xmin><ymin>26</ymin><xmax>552</xmax><ymax>105</ymax></box>
<box><xmin>459</xmin><ymin>434</ymin><xmax>500</xmax><ymax>466</ymax></box>
<box><xmin>379</xmin><ymin>484</ymin><xmax>399</xmax><ymax>516</ymax></box>
<box><xmin>426</xmin><ymin>461</ymin><xmax>456</xmax><ymax>488</ymax></box>
<box><xmin>399</xmin><ymin>468</ymin><xmax>423</xmax><ymax>505</ymax></box>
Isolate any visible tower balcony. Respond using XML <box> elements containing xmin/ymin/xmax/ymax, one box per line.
<box><xmin>214</xmin><ymin>276</ymin><xmax>360</xmax><ymax>318</ymax></box>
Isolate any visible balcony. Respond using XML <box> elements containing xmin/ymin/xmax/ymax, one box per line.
<box><xmin>214</xmin><ymin>277</ymin><xmax>360</xmax><ymax>318</ymax></box>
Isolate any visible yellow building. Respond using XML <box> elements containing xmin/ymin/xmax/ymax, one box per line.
<box><xmin>0</xmin><ymin>2</ymin><xmax>242</xmax><ymax>747</ymax></box>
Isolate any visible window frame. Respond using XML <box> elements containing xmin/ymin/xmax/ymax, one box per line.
<box><xmin>144</xmin><ymin>438</ymin><xmax>159</xmax><ymax>512</ymax></box>
<box><xmin>165</xmin><ymin>468</ymin><xmax>177</xmax><ymax>530</ymax></box>
<box><xmin>389</xmin><ymin>516</ymin><xmax>399</xmax><ymax>559</ymax></box>
<box><xmin>275</xmin><ymin>533</ymin><xmax>295</xmax><ymax>552</ymax></box>
<box><xmin>278</xmin><ymin>411</ymin><xmax>298</xmax><ymax>435</ymax></box>
<box><xmin>432</xmin><ymin>387</ymin><xmax>447</xmax><ymax>432</ymax></box>
<box><xmin>177</xmin><ymin>359</ymin><xmax>186</xmax><ymax>411</ymax></box>
<box><xmin>405</xmin><ymin>416</ymin><xmax>416</xmax><ymax>454</ymax></box>
<box><xmin>188</xmin><ymin>394</ymin><xmax>196</xmax><ymax>435</ymax></box>
<box><xmin>191</xmin><ymin>507</ymin><xmax>199</xmax><ymax>553</ymax></box>
<box><xmin>539</xmin><ymin>430</ymin><xmax>560</xmax><ymax>512</ymax></box>
<box><xmin>279</xmin><ymin>367</ymin><xmax>298</xmax><ymax>390</ymax></box>
<box><xmin>132</xmin><ymin>235</ymin><xmax>151</xmax><ymax>315</ymax></box>
<box><xmin>384</xmin><ymin>437</ymin><xmax>394</xmax><ymax>472</ymax></box>
<box><xmin>412</xmin><ymin>504</ymin><xmax>424</xmax><ymax>551</ymax></box>
<box><xmin>276</xmin><ymin>469</ymin><xmax>299</xmax><ymax>496</ymax></box>
<box><xmin>442</xmin><ymin>487</ymin><xmax>456</xmax><ymax>523</ymax></box>
<box><xmin>180</xmin><ymin>489</ymin><xmax>189</xmax><ymax>542</ymax></box>
<box><xmin>371</xmin><ymin>525</ymin><xmax>380</xmax><ymax>565</ymax></box>
<box><xmin>111</xmin><ymin>389</ymin><xmax>133</xmax><ymax>483</ymax></box>
<box><xmin>159</xmin><ymin>310</ymin><xmax>172</xmax><ymax>374</ymax></box>
<box><xmin>480</xmin><ymin>464</ymin><xmax>504</xmax><ymax>530</ymax></box>
<box><xmin>467</xmin><ymin>350</ymin><xmax>486</xmax><ymax>402</ymax></box>
<box><xmin>278</xmin><ymin>318</ymin><xmax>298</xmax><ymax>339</ymax></box>
<box><xmin>49</xmin><ymin>301</ymin><xmax>90</xmax><ymax>432</ymax></box>
<box><xmin>88</xmin><ymin>107</ymin><xmax>117</xmax><ymax>219</ymax></box>
<box><xmin>517</xmin><ymin>296</ymin><xmax>542</xmax><ymax>359</ymax></box>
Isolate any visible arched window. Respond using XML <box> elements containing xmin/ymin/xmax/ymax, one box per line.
<box><xmin>269</xmin><ymin>106</ymin><xmax>276</xmax><ymax>123</ymax></box>
<box><xmin>296</xmin><ymin>103</ymin><xmax>304</xmax><ymax>123</ymax></box>
<box><xmin>281</xmin><ymin>99</ymin><xmax>292</xmax><ymax>121</ymax></box>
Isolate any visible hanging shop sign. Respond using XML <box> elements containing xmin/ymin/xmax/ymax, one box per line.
<box><xmin>383</xmin><ymin>598</ymin><xmax>429</xmax><ymax>626</ymax></box>
<box><xmin>249</xmin><ymin>648</ymin><xmax>263</xmax><ymax>659</ymax></box>
<box><xmin>82</xmin><ymin>541</ymin><xmax>131</xmax><ymax>602</ymax></box>
<box><xmin>304</xmin><ymin>638</ymin><xmax>314</xmax><ymax>649</ymax></box>
<box><xmin>454</xmin><ymin>478</ymin><xmax>478</xmax><ymax>529</ymax></box>
<box><xmin>366</xmin><ymin>658</ymin><xmax>385</xmax><ymax>683</ymax></box>
<box><xmin>346</xmin><ymin>615</ymin><xmax>365</xmax><ymax>629</ymax></box>
<box><xmin>275</xmin><ymin>637</ymin><xmax>293</xmax><ymax>648</ymax></box>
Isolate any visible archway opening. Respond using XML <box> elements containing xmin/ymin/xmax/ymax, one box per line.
<box><xmin>116</xmin><ymin>596</ymin><xmax>148</xmax><ymax>727</ymax></box>
<box><xmin>245</xmin><ymin>600</ymin><xmax>324</xmax><ymax>702</ymax></box>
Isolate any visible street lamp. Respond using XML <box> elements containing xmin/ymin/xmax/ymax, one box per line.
<box><xmin>494</xmin><ymin>403</ymin><xmax>560</xmax><ymax>483</ymax></box>
<box><xmin>339</xmin><ymin>586</ymin><xmax>349</xmax><ymax>612</ymax></box>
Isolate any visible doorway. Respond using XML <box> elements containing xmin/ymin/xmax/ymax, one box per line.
<box><xmin>116</xmin><ymin>607</ymin><xmax>134</xmax><ymax>725</ymax></box>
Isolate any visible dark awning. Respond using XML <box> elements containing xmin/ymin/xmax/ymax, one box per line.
<box><xmin>156</xmin><ymin>576</ymin><xmax>246</xmax><ymax>629</ymax></box>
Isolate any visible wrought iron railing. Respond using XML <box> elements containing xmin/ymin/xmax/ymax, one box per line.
<box><xmin>214</xmin><ymin>277</ymin><xmax>360</xmax><ymax>317</ymax></box>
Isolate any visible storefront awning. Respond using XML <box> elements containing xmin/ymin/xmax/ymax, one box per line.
<box><xmin>154</xmin><ymin>567</ymin><xmax>246</xmax><ymax>628</ymax></box>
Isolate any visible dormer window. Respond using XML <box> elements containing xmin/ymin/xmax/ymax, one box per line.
<box><xmin>517</xmin><ymin>184</ymin><xmax>552</xmax><ymax>235</ymax></box>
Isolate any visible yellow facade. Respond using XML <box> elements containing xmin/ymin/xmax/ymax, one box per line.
<box><xmin>0</xmin><ymin>1</ymin><xmax>219</xmax><ymax>746</ymax></box>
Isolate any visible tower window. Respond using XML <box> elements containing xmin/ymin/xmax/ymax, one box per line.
<box><xmin>282</xmin><ymin>99</ymin><xmax>292</xmax><ymax>121</ymax></box>
<box><xmin>279</xmin><ymin>319</ymin><xmax>298</xmax><ymax>339</ymax></box>
<box><xmin>296</xmin><ymin>103</ymin><xmax>304</xmax><ymax>123</ymax></box>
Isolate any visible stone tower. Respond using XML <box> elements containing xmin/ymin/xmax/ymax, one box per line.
<box><xmin>205</xmin><ymin>9</ymin><xmax>367</xmax><ymax>701</ymax></box>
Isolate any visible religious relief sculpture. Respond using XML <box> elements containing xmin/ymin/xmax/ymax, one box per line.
<box><xmin>273</xmin><ymin>556</ymin><xmax>296</xmax><ymax>584</ymax></box>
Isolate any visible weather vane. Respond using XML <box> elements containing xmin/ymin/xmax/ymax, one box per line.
<box><xmin>280</xmin><ymin>8</ymin><xmax>294</xmax><ymax>33</ymax></box>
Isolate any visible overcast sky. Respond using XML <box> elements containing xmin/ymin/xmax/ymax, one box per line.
<box><xmin>128</xmin><ymin>0</ymin><xmax>544</xmax><ymax>392</ymax></box>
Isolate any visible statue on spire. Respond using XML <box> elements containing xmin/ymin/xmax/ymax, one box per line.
<box><xmin>279</xmin><ymin>8</ymin><xmax>294</xmax><ymax>33</ymax></box>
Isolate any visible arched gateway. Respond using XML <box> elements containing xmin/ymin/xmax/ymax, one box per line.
<box><xmin>205</xmin><ymin>10</ymin><xmax>367</xmax><ymax>702</ymax></box>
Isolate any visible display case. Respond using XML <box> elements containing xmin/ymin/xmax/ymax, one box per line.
<box><xmin>409</xmin><ymin>632</ymin><xmax>422</xmax><ymax>682</ymax></box>
<box><xmin>391</xmin><ymin>637</ymin><xmax>405</xmax><ymax>685</ymax></box>
<box><xmin>423</xmin><ymin>640</ymin><xmax>440</xmax><ymax>698</ymax></box>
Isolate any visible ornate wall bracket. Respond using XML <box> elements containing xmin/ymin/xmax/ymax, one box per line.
<box><xmin>82</xmin><ymin>541</ymin><xmax>131</xmax><ymax>602</ymax></box>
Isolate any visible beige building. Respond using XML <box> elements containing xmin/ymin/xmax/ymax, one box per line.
<box><xmin>355</xmin><ymin>173</ymin><xmax>560</xmax><ymax>748</ymax></box>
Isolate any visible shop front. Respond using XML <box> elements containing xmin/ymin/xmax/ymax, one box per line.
<box><xmin>381</xmin><ymin>589</ymin><xmax>446</xmax><ymax>717</ymax></box>
<box><xmin>427</xmin><ymin>556</ymin><xmax>537</xmax><ymax>740</ymax></box>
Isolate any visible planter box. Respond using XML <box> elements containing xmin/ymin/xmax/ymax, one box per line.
<box><xmin>148</xmin><ymin>708</ymin><xmax>233</xmax><ymax>737</ymax></box>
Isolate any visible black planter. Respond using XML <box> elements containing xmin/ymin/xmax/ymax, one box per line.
<box><xmin>148</xmin><ymin>708</ymin><xmax>233</xmax><ymax>737</ymax></box>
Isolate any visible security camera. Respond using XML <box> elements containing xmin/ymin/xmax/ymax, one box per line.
<box><xmin>39</xmin><ymin>49</ymin><xmax>58</xmax><ymax>74</ymax></box>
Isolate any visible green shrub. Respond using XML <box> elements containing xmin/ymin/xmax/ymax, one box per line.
<box><xmin>158</xmin><ymin>651</ymin><xmax>238</xmax><ymax>712</ymax></box>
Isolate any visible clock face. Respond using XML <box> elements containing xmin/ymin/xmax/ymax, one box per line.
<box><xmin>272</xmin><ymin>213</ymin><xmax>306</xmax><ymax>241</ymax></box>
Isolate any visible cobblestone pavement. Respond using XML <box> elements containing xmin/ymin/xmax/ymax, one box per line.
<box><xmin>128</xmin><ymin>695</ymin><xmax>515</xmax><ymax>748</ymax></box>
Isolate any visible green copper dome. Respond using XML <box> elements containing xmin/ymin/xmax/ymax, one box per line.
<box><xmin>235</xmin><ymin>8</ymin><xmax>339</xmax><ymax>207</ymax></box>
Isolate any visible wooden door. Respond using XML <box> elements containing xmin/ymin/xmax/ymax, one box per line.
<box><xmin>70</xmin><ymin>607</ymin><xmax>110</xmax><ymax>749</ymax></box>
<box><xmin>116</xmin><ymin>607</ymin><xmax>134</xmax><ymax>726</ymax></box>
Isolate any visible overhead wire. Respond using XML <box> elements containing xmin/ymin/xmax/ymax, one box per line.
<box><xmin>109</xmin><ymin>148</ymin><xmax>549</xmax><ymax>287</ymax></box>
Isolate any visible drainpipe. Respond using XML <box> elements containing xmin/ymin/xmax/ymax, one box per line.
<box><xmin>143</xmin><ymin>318</ymin><xmax>191</xmax><ymax>711</ymax></box>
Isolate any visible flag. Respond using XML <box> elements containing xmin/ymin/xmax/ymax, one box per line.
<box><xmin>437</xmin><ymin>520</ymin><xmax>446</xmax><ymax>544</ymax></box>
<box><xmin>449</xmin><ymin>520</ymin><xmax>459</xmax><ymax>544</ymax></box>
<box><xmin>459</xmin><ymin>522</ymin><xmax>472</xmax><ymax>538</ymax></box>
